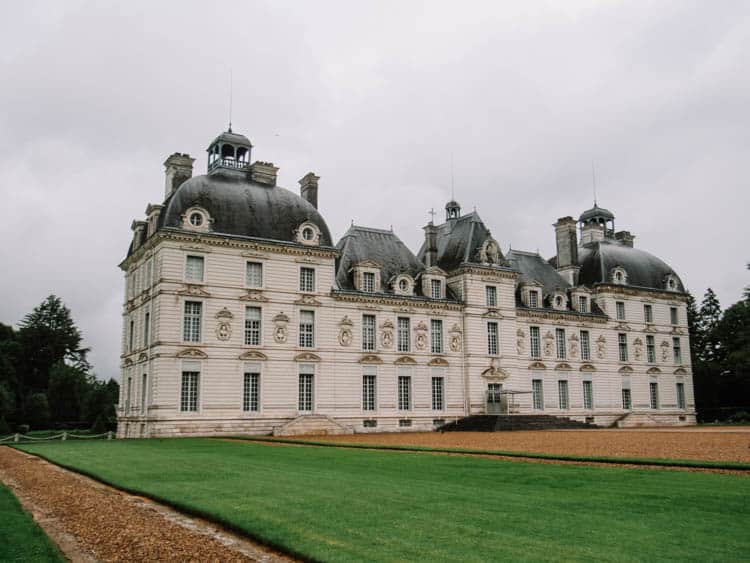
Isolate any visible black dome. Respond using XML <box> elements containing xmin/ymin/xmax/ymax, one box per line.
<box><xmin>579</xmin><ymin>204</ymin><xmax>615</xmax><ymax>223</ymax></box>
<box><xmin>160</xmin><ymin>171</ymin><xmax>333</xmax><ymax>246</ymax></box>
<box><xmin>578</xmin><ymin>240</ymin><xmax>684</xmax><ymax>292</ymax></box>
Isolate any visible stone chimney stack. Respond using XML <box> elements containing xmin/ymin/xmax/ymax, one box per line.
<box><xmin>163</xmin><ymin>153</ymin><xmax>195</xmax><ymax>199</ymax></box>
<box><xmin>299</xmin><ymin>172</ymin><xmax>319</xmax><ymax>209</ymax></box>
<box><xmin>615</xmin><ymin>230</ymin><xmax>635</xmax><ymax>248</ymax></box>
<box><xmin>554</xmin><ymin>217</ymin><xmax>578</xmax><ymax>268</ymax></box>
<box><xmin>423</xmin><ymin>222</ymin><xmax>438</xmax><ymax>267</ymax></box>
<box><xmin>250</xmin><ymin>161</ymin><xmax>279</xmax><ymax>186</ymax></box>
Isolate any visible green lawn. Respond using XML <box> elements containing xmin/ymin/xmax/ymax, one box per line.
<box><xmin>0</xmin><ymin>482</ymin><xmax>64</xmax><ymax>562</ymax></box>
<box><xmin>18</xmin><ymin>439</ymin><xmax>750</xmax><ymax>562</ymax></box>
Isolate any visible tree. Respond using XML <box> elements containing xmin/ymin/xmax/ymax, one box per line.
<box><xmin>697</xmin><ymin>289</ymin><xmax>723</xmax><ymax>365</ymax></box>
<box><xmin>47</xmin><ymin>362</ymin><xmax>90</xmax><ymax>424</ymax></box>
<box><xmin>25</xmin><ymin>393</ymin><xmax>50</xmax><ymax>430</ymax></box>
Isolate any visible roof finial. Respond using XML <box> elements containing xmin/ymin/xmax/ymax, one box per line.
<box><xmin>591</xmin><ymin>160</ymin><xmax>597</xmax><ymax>206</ymax></box>
<box><xmin>450</xmin><ymin>152</ymin><xmax>455</xmax><ymax>201</ymax></box>
<box><xmin>228</xmin><ymin>68</ymin><xmax>233</xmax><ymax>133</ymax></box>
<box><xmin>428</xmin><ymin>208</ymin><xmax>436</xmax><ymax>224</ymax></box>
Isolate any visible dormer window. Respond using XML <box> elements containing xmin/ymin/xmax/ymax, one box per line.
<box><xmin>551</xmin><ymin>292</ymin><xmax>568</xmax><ymax>311</ymax></box>
<box><xmin>528</xmin><ymin>290</ymin><xmax>539</xmax><ymax>308</ymax></box>
<box><xmin>431</xmin><ymin>279</ymin><xmax>442</xmax><ymax>300</ymax></box>
<box><xmin>182</xmin><ymin>206</ymin><xmax>211</xmax><ymax>233</ymax></box>
<box><xmin>295</xmin><ymin>221</ymin><xmax>321</xmax><ymax>246</ymax></box>
<box><xmin>611</xmin><ymin>266</ymin><xmax>628</xmax><ymax>285</ymax></box>
<box><xmin>189</xmin><ymin>212</ymin><xmax>203</xmax><ymax>227</ymax></box>
<box><xmin>362</xmin><ymin>272</ymin><xmax>375</xmax><ymax>293</ymax></box>
<box><xmin>578</xmin><ymin>296</ymin><xmax>588</xmax><ymax>313</ymax></box>
<box><xmin>352</xmin><ymin>260</ymin><xmax>381</xmax><ymax>293</ymax></box>
<box><xmin>665</xmin><ymin>274</ymin><xmax>679</xmax><ymax>291</ymax></box>
<box><xmin>399</xmin><ymin>279</ymin><xmax>409</xmax><ymax>292</ymax></box>
<box><xmin>392</xmin><ymin>274</ymin><xmax>414</xmax><ymax>296</ymax></box>
<box><xmin>420</xmin><ymin>267</ymin><xmax>447</xmax><ymax>301</ymax></box>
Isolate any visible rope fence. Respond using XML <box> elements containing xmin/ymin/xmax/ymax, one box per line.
<box><xmin>0</xmin><ymin>432</ymin><xmax>114</xmax><ymax>444</ymax></box>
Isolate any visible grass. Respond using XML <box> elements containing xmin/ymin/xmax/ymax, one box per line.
<box><xmin>18</xmin><ymin>438</ymin><xmax>750</xmax><ymax>562</ymax></box>
<box><xmin>0</xmin><ymin>482</ymin><xmax>64</xmax><ymax>562</ymax></box>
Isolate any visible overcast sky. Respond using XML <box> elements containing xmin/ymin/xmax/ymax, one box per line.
<box><xmin>1</xmin><ymin>1</ymin><xmax>748</xmax><ymax>381</ymax></box>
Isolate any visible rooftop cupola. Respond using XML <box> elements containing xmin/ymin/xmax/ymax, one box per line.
<box><xmin>445</xmin><ymin>199</ymin><xmax>461</xmax><ymax>221</ymax></box>
<box><xmin>206</xmin><ymin>128</ymin><xmax>253</xmax><ymax>174</ymax></box>
<box><xmin>578</xmin><ymin>203</ymin><xmax>615</xmax><ymax>242</ymax></box>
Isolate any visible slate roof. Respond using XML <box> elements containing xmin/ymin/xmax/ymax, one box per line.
<box><xmin>335</xmin><ymin>225</ymin><xmax>425</xmax><ymax>292</ymax></box>
<box><xmin>506</xmin><ymin>249</ymin><xmax>571</xmax><ymax>296</ymax></box>
<box><xmin>207</xmin><ymin>130</ymin><xmax>252</xmax><ymax>149</ymax></box>
<box><xmin>579</xmin><ymin>203</ymin><xmax>615</xmax><ymax>222</ymax></box>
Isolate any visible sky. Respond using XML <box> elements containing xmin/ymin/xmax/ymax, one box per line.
<box><xmin>1</xmin><ymin>0</ymin><xmax>748</xmax><ymax>381</ymax></box>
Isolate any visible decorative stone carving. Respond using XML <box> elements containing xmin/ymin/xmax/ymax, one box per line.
<box><xmin>380</xmin><ymin>320</ymin><xmax>394</xmax><ymax>349</ymax></box>
<box><xmin>358</xmin><ymin>354</ymin><xmax>383</xmax><ymax>364</ymax></box>
<box><xmin>450</xmin><ymin>323</ymin><xmax>463</xmax><ymax>352</ymax></box>
<box><xmin>273</xmin><ymin>312</ymin><xmax>289</xmax><ymax>344</ymax></box>
<box><xmin>568</xmin><ymin>333</ymin><xmax>579</xmax><ymax>359</ymax></box>
<box><xmin>394</xmin><ymin>356</ymin><xmax>417</xmax><ymax>365</ymax></box>
<box><xmin>516</xmin><ymin>328</ymin><xmax>525</xmax><ymax>355</ymax></box>
<box><xmin>240</xmin><ymin>290</ymin><xmax>268</xmax><ymax>302</ymax></box>
<box><xmin>528</xmin><ymin>361</ymin><xmax>547</xmax><ymax>370</ymax></box>
<box><xmin>596</xmin><ymin>335</ymin><xmax>607</xmax><ymax>359</ymax></box>
<box><xmin>239</xmin><ymin>350</ymin><xmax>267</xmax><ymax>360</ymax></box>
<box><xmin>543</xmin><ymin>331</ymin><xmax>554</xmax><ymax>357</ymax></box>
<box><xmin>294</xmin><ymin>352</ymin><xmax>321</xmax><ymax>362</ymax></box>
<box><xmin>415</xmin><ymin>321</ymin><xmax>428</xmax><ymax>351</ymax></box>
<box><xmin>294</xmin><ymin>295</ymin><xmax>321</xmax><ymax>306</ymax></box>
<box><xmin>338</xmin><ymin>315</ymin><xmax>353</xmax><ymax>347</ymax></box>
<box><xmin>661</xmin><ymin>340</ymin><xmax>670</xmax><ymax>362</ymax></box>
<box><xmin>176</xmin><ymin>348</ymin><xmax>208</xmax><ymax>359</ymax></box>
<box><xmin>481</xmin><ymin>358</ymin><xmax>508</xmax><ymax>379</ymax></box>
<box><xmin>479</xmin><ymin>238</ymin><xmax>501</xmax><ymax>265</ymax></box>
<box><xmin>177</xmin><ymin>284</ymin><xmax>211</xmax><ymax>297</ymax></box>
<box><xmin>216</xmin><ymin>321</ymin><xmax>232</xmax><ymax>341</ymax></box>
<box><xmin>579</xmin><ymin>363</ymin><xmax>596</xmax><ymax>372</ymax></box>
<box><xmin>427</xmin><ymin>357</ymin><xmax>449</xmax><ymax>367</ymax></box>
<box><xmin>633</xmin><ymin>337</ymin><xmax>643</xmax><ymax>361</ymax></box>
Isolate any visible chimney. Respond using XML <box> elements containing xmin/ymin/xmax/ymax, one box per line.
<box><xmin>163</xmin><ymin>153</ymin><xmax>195</xmax><ymax>199</ymax></box>
<box><xmin>615</xmin><ymin>230</ymin><xmax>635</xmax><ymax>248</ymax></box>
<box><xmin>250</xmin><ymin>161</ymin><xmax>279</xmax><ymax>186</ymax></box>
<box><xmin>299</xmin><ymin>172</ymin><xmax>319</xmax><ymax>209</ymax></box>
<box><xmin>554</xmin><ymin>216</ymin><xmax>578</xmax><ymax>268</ymax></box>
<box><xmin>581</xmin><ymin>222</ymin><xmax>605</xmax><ymax>245</ymax></box>
<box><xmin>131</xmin><ymin>220</ymin><xmax>147</xmax><ymax>251</ymax></box>
<box><xmin>423</xmin><ymin>223</ymin><xmax>438</xmax><ymax>267</ymax></box>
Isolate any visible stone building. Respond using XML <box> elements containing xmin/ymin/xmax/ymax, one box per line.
<box><xmin>117</xmin><ymin>128</ymin><xmax>695</xmax><ymax>437</ymax></box>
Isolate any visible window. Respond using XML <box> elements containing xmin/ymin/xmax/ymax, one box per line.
<box><xmin>487</xmin><ymin>322</ymin><xmax>499</xmax><ymax>355</ymax></box>
<box><xmin>128</xmin><ymin>319</ymin><xmax>135</xmax><ymax>352</ymax></box>
<box><xmin>646</xmin><ymin>335</ymin><xmax>656</xmax><ymax>363</ymax></box>
<box><xmin>299</xmin><ymin>267</ymin><xmax>315</xmax><ymax>292</ymax></box>
<box><xmin>578</xmin><ymin>296</ymin><xmax>588</xmax><ymax>313</ymax></box>
<box><xmin>185</xmin><ymin>255</ymin><xmax>204</xmax><ymax>282</ymax></box>
<box><xmin>583</xmin><ymin>380</ymin><xmax>593</xmax><ymax>410</ymax></box>
<box><xmin>580</xmin><ymin>330</ymin><xmax>590</xmax><ymax>361</ymax></box>
<box><xmin>555</xmin><ymin>328</ymin><xmax>566</xmax><ymax>359</ymax></box>
<box><xmin>299</xmin><ymin>311</ymin><xmax>315</xmax><ymax>348</ymax></box>
<box><xmin>558</xmin><ymin>380</ymin><xmax>569</xmax><ymax>410</ymax></box>
<box><xmin>644</xmin><ymin>304</ymin><xmax>653</xmax><ymax>323</ymax></box>
<box><xmin>141</xmin><ymin>373</ymin><xmax>147</xmax><ymax>412</ymax></box>
<box><xmin>398</xmin><ymin>373</ymin><xmax>412</xmax><ymax>410</ymax></box>
<box><xmin>673</xmin><ymin>337</ymin><xmax>682</xmax><ymax>364</ymax></box>
<box><xmin>532</xmin><ymin>379</ymin><xmax>544</xmax><ymax>410</ymax></box>
<box><xmin>245</xmin><ymin>307</ymin><xmax>262</xmax><ymax>346</ymax></box>
<box><xmin>183</xmin><ymin>301</ymin><xmax>202</xmax><ymax>342</ymax></box>
<box><xmin>143</xmin><ymin>311</ymin><xmax>150</xmax><ymax>347</ymax></box>
<box><xmin>243</xmin><ymin>372</ymin><xmax>260</xmax><ymax>412</ymax></box>
<box><xmin>399</xmin><ymin>419</ymin><xmax>412</xmax><ymax>428</ymax></box>
<box><xmin>431</xmin><ymin>376</ymin><xmax>444</xmax><ymax>411</ymax></box>
<box><xmin>362</xmin><ymin>367</ymin><xmax>376</xmax><ymax>411</ymax></box>
<box><xmin>180</xmin><ymin>371</ymin><xmax>199</xmax><ymax>412</ymax></box>
<box><xmin>302</xmin><ymin>226</ymin><xmax>315</xmax><ymax>241</ymax></box>
<box><xmin>431</xmin><ymin>279</ymin><xmax>442</xmax><ymax>300</ymax></box>
<box><xmin>145</xmin><ymin>259</ymin><xmax>153</xmax><ymax>290</ymax></box>
<box><xmin>125</xmin><ymin>377</ymin><xmax>132</xmax><ymax>411</ymax></box>
<box><xmin>676</xmin><ymin>382</ymin><xmax>686</xmax><ymax>409</ymax></box>
<box><xmin>486</xmin><ymin>286</ymin><xmax>497</xmax><ymax>307</ymax></box>
<box><xmin>649</xmin><ymin>382</ymin><xmax>659</xmax><ymax>409</ymax></box>
<box><xmin>433</xmin><ymin>419</ymin><xmax>445</xmax><ymax>428</ymax></box>
<box><xmin>397</xmin><ymin>317</ymin><xmax>410</xmax><ymax>353</ymax></box>
<box><xmin>530</xmin><ymin>327</ymin><xmax>541</xmax><ymax>359</ymax></box>
<box><xmin>616</xmin><ymin>301</ymin><xmax>626</xmax><ymax>321</ymax></box>
<box><xmin>431</xmin><ymin>319</ymin><xmax>443</xmax><ymax>354</ymax></box>
<box><xmin>670</xmin><ymin>307</ymin><xmax>678</xmax><ymax>326</ymax></box>
<box><xmin>528</xmin><ymin>290</ymin><xmax>539</xmax><ymax>308</ymax></box>
<box><xmin>622</xmin><ymin>388</ymin><xmax>632</xmax><ymax>410</ymax></box>
<box><xmin>362</xmin><ymin>314</ymin><xmax>376</xmax><ymax>351</ymax></box>
<box><xmin>398</xmin><ymin>278</ymin><xmax>409</xmax><ymax>293</ymax></box>
<box><xmin>618</xmin><ymin>333</ymin><xmax>628</xmax><ymax>362</ymax></box>
<box><xmin>246</xmin><ymin>262</ymin><xmax>263</xmax><ymax>288</ymax></box>
<box><xmin>362</xmin><ymin>272</ymin><xmax>375</xmax><ymax>293</ymax></box>
<box><xmin>298</xmin><ymin>364</ymin><xmax>314</xmax><ymax>412</ymax></box>
<box><xmin>189</xmin><ymin>212</ymin><xmax>203</xmax><ymax>227</ymax></box>
<box><xmin>363</xmin><ymin>419</ymin><xmax>377</xmax><ymax>428</ymax></box>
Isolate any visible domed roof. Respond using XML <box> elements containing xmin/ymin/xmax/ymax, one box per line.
<box><xmin>579</xmin><ymin>204</ymin><xmax>615</xmax><ymax>223</ymax></box>
<box><xmin>207</xmin><ymin>130</ymin><xmax>252</xmax><ymax>149</ymax></box>
<box><xmin>578</xmin><ymin>240</ymin><xmax>684</xmax><ymax>292</ymax></box>
<box><xmin>159</xmin><ymin>170</ymin><xmax>333</xmax><ymax>246</ymax></box>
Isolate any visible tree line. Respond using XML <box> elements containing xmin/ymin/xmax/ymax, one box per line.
<box><xmin>0</xmin><ymin>295</ymin><xmax>119</xmax><ymax>434</ymax></box>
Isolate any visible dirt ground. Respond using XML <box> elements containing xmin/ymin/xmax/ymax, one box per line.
<box><xmin>0</xmin><ymin>447</ymin><xmax>294</xmax><ymax>563</ymax></box>
<box><xmin>307</xmin><ymin>427</ymin><xmax>750</xmax><ymax>463</ymax></box>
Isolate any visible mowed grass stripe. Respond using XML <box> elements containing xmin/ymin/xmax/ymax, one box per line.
<box><xmin>18</xmin><ymin>439</ymin><xmax>750</xmax><ymax>562</ymax></box>
<box><xmin>0</xmin><ymin>481</ymin><xmax>65</xmax><ymax>563</ymax></box>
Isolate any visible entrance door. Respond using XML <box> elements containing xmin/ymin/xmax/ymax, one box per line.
<box><xmin>486</xmin><ymin>383</ymin><xmax>504</xmax><ymax>414</ymax></box>
<box><xmin>299</xmin><ymin>374</ymin><xmax>314</xmax><ymax>413</ymax></box>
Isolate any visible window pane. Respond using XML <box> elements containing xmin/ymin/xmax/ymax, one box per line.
<box><xmin>299</xmin><ymin>310</ymin><xmax>314</xmax><ymax>348</ymax></box>
<box><xmin>676</xmin><ymin>382</ymin><xmax>685</xmax><ymax>409</ymax></box>
<box><xmin>362</xmin><ymin>315</ymin><xmax>376</xmax><ymax>351</ymax></box>
<box><xmin>670</xmin><ymin>307</ymin><xmax>678</xmax><ymax>325</ymax></box>
<box><xmin>618</xmin><ymin>333</ymin><xmax>628</xmax><ymax>362</ymax></box>
<box><xmin>616</xmin><ymin>301</ymin><xmax>625</xmax><ymax>320</ymax></box>
<box><xmin>431</xmin><ymin>279</ymin><xmax>442</xmax><ymax>299</ymax></box>
<box><xmin>246</xmin><ymin>262</ymin><xmax>263</xmax><ymax>288</ymax></box>
<box><xmin>431</xmin><ymin>319</ymin><xmax>443</xmax><ymax>354</ymax></box>
<box><xmin>649</xmin><ymin>382</ymin><xmax>659</xmax><ymax>409</ymax></box>
<box><xmin>398</xmin><ymin>376</ymin><xmax>411</xmax><ymax>410</ymax></box>
<box><xmin>532</xmin><ymin>379</ymin><xmax>543</xmax><ymax>410</ymax></box>
<box><xmin>579</xmin><ymin>296</ymin><xmax>587</xmax><ymax>313</ymax></box>
<box><xmin>486</xmin><ymin>286</ymin><xmax>497</xmax><ymax>307</ymax></box>
<box><xmin>431</xmin><ymin>377</ymin><xmax>444</xmax><ymax>410</ymax></box>
<box><xmin>363</xmin><ymin>373</ymin><xmax>376</xmax><ymax>411</ymax></box>
<box><xmin>397</xmin><ymin>317</ymin><xmax>410</xmax><ymax>353</ymax></box>
<box><xmin>299</xmin><ymin>373</ymin><xmax>314</xmax><ymax>411</ymax></box>
<box><xmin>583</xmin><ymin>380</ymin><xmax>593</xmax><ymax>409</ymax></box>
<box><xmin>183</xmin><ymin>301</ymin><xmax>202</xmax><ymax>342</ymax></box>
<box><xmin>644</xmin><ymin>304</ymin><xmax>653</xmax><ymax>323</ymax></box>
<box><xmin>362</xmin><ymin>272</ymin><xmax>375</xmax><ymax>293</ymax></box>
<box><xmin>528</xmin><ymin>291</ymin><xmax>538</xmax><ymax>308</ymax></box>
<box><xmin>245</xmin><ymin>307</ymin><xmax>262</xmax><ymax>346</ymax></box>
<box><xmin>555</xmin><ymin>328</ymin><xmax>566</xmax><ymax>359</ymax></box>
<box><xmin>558</xmin><ymin>380</ymin><xmax>569</xmax><ymax>410</ymax></box>
<box><xmin>185</xmin><ymin>256</ymin><xmax>204</xmax><ymax>282</ymax></box>
<box><xmin>530</xmin><ymin>327</ymin><xmax>541</xmax><ymax>359</ymax></box>
<box><xmin>180</xmin><ymin>371</ymin><xmax>199</xmax><ymax>412</ymax></box>
<box><xmin>243</xmin><ymin>373</ymin><xmax>260</xmax><ymax>412</ymax></box>
<box><xmin>580</xmin><ymin>330</ymin><xmax>590</xmax><ymax>361</ymax></box>
<box><xmin>646</xmin><ymin>335</ymin><xmax>656</xmax><ymax>363</ymax></box>
<box><xmin>622</xmin><ymin>388</ymin><xmax>632</xmax><ymax>410</ymax></box>
<box><xmin>673</xmin><ymin>337</ymin><xmax>682</xmax><ymax>364</ymax></box>
<box><xmin>300</xmin><ymin>267</ymin><xmax>315</xmax><ymax>292</ymax></box>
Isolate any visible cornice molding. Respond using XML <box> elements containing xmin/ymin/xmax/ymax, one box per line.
<box><xmin>517</xmin><ymin>308</ymin><xmax>608</xmax><ymax>324</ymax></box>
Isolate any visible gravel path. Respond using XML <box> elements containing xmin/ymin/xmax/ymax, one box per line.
<box><xmin>0</xmin><ymin>446</ymin><xmax>294</xmax><ymax>563</ymax></box>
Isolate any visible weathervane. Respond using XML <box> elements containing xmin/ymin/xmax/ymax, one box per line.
<box><xmin>428</xmin><ymin>208</ymin><xmax>436</xmax><ymax>223</ymax></box>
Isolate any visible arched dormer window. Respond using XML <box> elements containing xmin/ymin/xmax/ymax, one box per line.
<box><xmin>665</xmin><ymin>274</ymin><xmax>679</xmax><ymax>292</ymax></box>
<box><xmin>182</xmin><ymin>206</ymin><xmax>212</xmax><ymax>233</ymax></box>
<box><xmin>611</xmin><ymin>266</ymin><xmax>628</xmax><ymax>285</ymax></box>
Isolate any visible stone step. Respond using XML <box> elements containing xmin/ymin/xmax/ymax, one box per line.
<box><xmin>440</xmin><ymin>415</ymin><xmax>599</xmax><ymax>432</ymax></box>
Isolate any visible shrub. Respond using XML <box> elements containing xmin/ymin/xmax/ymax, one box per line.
<box><xmin>728</xmin><ymin>410</ymin><xmax>750</xmax><ymax>423</ymax></box>
<box><xmin>91</xmin><ymin>413</ymin><xmax>107</xmax><ymax>434</ymax></box>
<box><xmin>17</xmin><ymin>424</ymin><xmax>30</xmax><ymax>434</ymax></box>
<box><xmin>0</xmin><ymin>417</ymin><xmax>10</xmax><ymax>435</ymax></box>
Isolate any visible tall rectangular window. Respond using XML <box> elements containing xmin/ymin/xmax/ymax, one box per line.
<box><xmin>487</xmin><ymin>322</ymin><xmax>499</xmax><ymax>355</ymax></box>
<box><xmin>243</xmin><ymin>372</ymin><xmax>260</xmax><ymax>412</ymax></box>
<box><xmin>486</xmin><ymin>286</ymin><xmax>497</xmax><ymax>307</ymax></box>
<box><xmin>646</xmin><ymin>335</ymin><xmax>656</xmax><ymax>363</ymax></box>
<box><xmin>125</xmin><ymin>376</ymin><xmax>132</xmax><ymax>411</ymax></box>
<box><xmin>558</xmin><ymin>380</ymin><xmax>569</xmax><ymax>410</ymax></box>
<box><xmin>578</xmin><ymin>295</ymin><xmax>588</xmax><ymax>313</ymax></box>
<box><xmin>397</xmin><ymin>317</ymin><xmax>410</xmax><ymax>353</ymax></box>
<box><xmin>431</xmin><ymin>376</ymin><xmax>444</xmax><ymax>411</ymax></box>
<box><xmin>299</xmin><ymin>267</ymin><xmax>315</xmax><ymax>292</ymax></box>
<box><xmin>362</xmin><ymin>271</ymin><xmax>375</xmax><ymax>293</ymax></box>
<box><xmin>128</xmin><ymin>319</ymin><xmax>135</xmax><ymax>351</ymax></box>
<box><xmin>622</xmin><ymin>388</ymin><xmax>632</xmax><ymax>410</ymax></box>
<box><xmin>180</xmin><ymin>371</ymin><xmax>199</xmax><ymax>412</ymax></box>
<box><xmin>528</xmin><ymin>290</ymin><xmax>539</xmax><ymax>308</ymax></box>
<box><xmin>530</xmin><ymin>327</ymin><xmax>541</xmax><ymax>359</ymax></box>
<box><xmin>616</xmin><ymin>301</ymin><xmax>626</xmax><ymax>321</ymax></box>
<box><xmin>649</xmin><ymin>382</ymin><xmax>659</xmax><ymax>409</ymax></box>
<box><xmin>583</xmin><ymin>380</ymin><xmax>593</xmax><ymax>410</ymax></box>
<box><xmin>580</xmin><ymin>330</ymin><xmax>590</xmax><ymax>361</ymax></box>
<box><xmin>299</xmin><ymin>311</ymin><xmax>315</xmax><ymax>348</ymax></box>
<box><xmin>398</xmin><ymin>372</ymin><xmax>412</xmax><ymax>411</ymax></box>
<box><xmin>362</xmin><ymin>366</ymin><xmax>376</xmax><ymax>411</ymax></box>
<box><xmin>183</xmin><ymin>301</ymin><xmax>202</xmax><ymax>342</ymax></box>
<box><xmin>532</xmin><ymin>379</ymin><xmax>544</xmax><ymax>410</ymax></box>
<box><xmin>143</xmin><ymin>311</ymin><xmax>150</xmax><ymax>346</ymax></box>
<box><xmin>431</xmin><ymin>319</ymin><xmax>443</xmax><ymax>354</ymax></box>
<box><xmin>245</xmin><ymin>307</ymin><xmax>262</xmax><ymax>346</ymax></box>
<box><xmin>185</xmin><ymin>255</ymin><xmax>204</xmax><ymax>282</ymax></box>
<box><xmin>670</xmin><ymin>307</ymin><xmax>679</xmax><ymax>325</ymax></box>
<box><xmin>362</xmin><ymin>314</ymin><xmax>376</xmax><ymax>351</ymax></box>
<box><xmin>431</xmin><ymin>279</ymin><xmax>442</xmax><ymax>300</ymax></box>
<box><xmin>145</xmin><ymin>259</ymin><xmax>153</xmax><ymax>289</ymax></box>
<box><xmin>246</xmin><ymin>262</ymin><xmax>263</xmax><ymax>288</ymax></box>
<box><xmin>618</xmin><ymin>333</ymin><xmax>628</xmax><ymax>362</ymax></box>
<box><xmin>141</xmin><ymin>373</ymin><xmax>147</xmax><ymax>412</ymax></box>
<box><xmin>644</xmin><ymin>304</ymin><xmax>653</xmax><ymax>323</ymax></box>
<box><xmin>298</xmin><ymin>366</ymin><xmax>314</xmax><ymax>412</ymax></box>
<box><xmin>676</xmin><ymin>382</ymin><xmax>686</xmax><ymax>409</ymax></box>
<box><xmin>673</xmin><ymin>337</ymin><xmax>682</xmax><ymax>364</ymax></box>
<box><xmin>555</xmin><ymin>328</ymin><xmax>566</xmax><ymax>359</ymax></box>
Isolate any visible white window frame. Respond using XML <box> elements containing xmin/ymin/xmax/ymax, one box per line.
<box><xmin>673</xmin><ymin>337</ymin><xmax>682</xmax><ymax>364</ymax></box>
<box><xmin>644</xmin><ymin>304</ymin><xmax>653</xmax><ymax>324</ymax></box>
<box><xmin>298</xmin><ymin>364</ymin><xmax>315</xmax><ymax>413</ymax></box>
<box><xmin>397</xmin><ymin>367</ymin><xmax>412</xmax><ymax>411</ymax></box>
<box><xmin>580</xmin><ymin>330</ymin><xmax>590</xmax><ymax>361</ymax></box>
<box><xmin>676</xmin><ymin>381</ymin><xmax>686</xmax><ymax>409</ymax></box>
<box><xmin>299</xmin><ymin>267</ymin><xmax>315</xmax><ymax>293</ymax></box>
<box><xmin>558</xmin><ymin>380</ymin><xmax>569</xmax><ymax>410</ymax></box>
<box><xmin>246</xmin><ymin>261</ymin><xmax>263</xmax><ymax>289</ymax></box>
<box><xmin>532</xmin><ymin>379</ymin><xmax>544</xmax><ymax>410</ymax></box>
<box><xmin>670</xmin><ymin>307</ymin><xmax>679</xmax><ymax>326</ymax></box>
<box><xmin>180</xmin><ymin>369</ymin><xmax>200</xmax><ymax>412</ymax></box>
<box><xmin>578</xmin><ymin>295</ymin><xmax>588</xmax><ymax>313</ymax></box>
<box><xmin>486</xmin><ymin>286</ymin><xmax>497</xmax><ymax>307</ymax></box>
<box><xmin>397</xmin><ymin>317</ymin><xmax>410</xmax><ymax>353</ymax></box>
<box><xmin>299</xmin><ymin>310</ymin><xmax>315</xmax><ymax>348</ymax></box>
<box><xmin>243</xmin><ymin>367</ymin><xmax>260</xmax><ymax>413</ymax></box>
<box><xmin>618</xmin><ymin>333</ymin><xmax>628</xmax><ymax>362</ymax></box>
<box><xmin>362</xmin><ymin>314</ymin><xmax>376</xmax><ymax>352</ymax></box>
<box><xmin>362</xmin><ymin>271</ymin><xmax>376</xmax><ymax>293</ymax></box>
<box><xmin>185</xmin><ymin>255</ymin><xmax>205</xmax><ymax>283</ymax></box>
<box><xmin>528</xmin><ymin>290</ymin><xmax>539</xmax><ymax>308</ymax></box>
<box><xmin>616</xmin><ymin>301</ymin><xmax>626</xmax><ymax>321</ymax></box>
<box><xmin>431</xmin><ymin>279</ymin><xmax>442</xmax><ymax>300</ymax></box>
<box><xmin>487</xmin><ymin>322</ymin><xmax>499</xmax><ymax>356</ymax></box>
<box><xmin>530</xmin><ymin>326</ymin><xmax>541</xmax><ymax>359</ymax></box>
<box><xmin>646</xmin><ymin>335</ymin><xmax>656</xmax><ymax>364</ymax></box>
<box><xmin>183</xmin><ymin>301</ymin><xmax>202</xmax><ymax>343</ymax></box>
<box><xmin>555</xmin><ymin>328</ymin><xmax>566</xmax><ymax>360</ymax></box>
<box><xmin>431</xmin><ymin>319</ymin><xmax>443</xmax><ymax>354</ymax></box>
<box><xmin>649</xmin><ymin>381</ymin><xmax>659</xmax><ymax>409</ymax></box>
<box><xmin>583</xmin><ymin>380</ymin><xmax>593</xmax><ymax>410</ymax></box>
<box><xmin>362</xmin><ymin>366</ymin><xmax>377</xmax><ymax>412</ymax></box>
<box><xmin>245</xmin><ymin>306</ymin><xmax>262</xmax><ymax>346</ymax></box>
<box><xmin>431</xmin><ymin>373</ymin><xmax>445</xmax><ymax>411</ymax></box>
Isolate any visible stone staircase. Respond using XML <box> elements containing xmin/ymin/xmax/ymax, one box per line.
<box><xmin>439</xmin><ymin>415</ymin><xmax>599</xmax><ymax>432</ymax></box>
<box><xmin>272</xmin><ymin>415</ymin><xmax>354</xmax><ymax>437</ymax></box>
